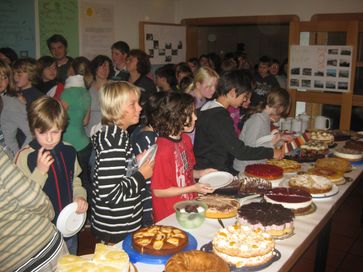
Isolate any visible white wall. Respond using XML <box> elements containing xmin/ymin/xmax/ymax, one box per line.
<box><xmin>113</xmin><ymin>0</ymin><xmax>175</xmax><ymax>49</ymax></box>
<box><xmin>174</xmin><ymin>0</ymin><xmax>363</xmax><ymax>22</ymax></box>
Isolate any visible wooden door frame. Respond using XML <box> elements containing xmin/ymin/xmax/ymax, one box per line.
<box><xmin>180</xmin><ymin>15</ymin><xmax>300</xmax><ymax>60</ymax></box>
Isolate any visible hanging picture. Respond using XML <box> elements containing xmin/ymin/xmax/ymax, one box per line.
<box><xmin>289</xmin><ymin>45</ymin><xmax>353</xmax><ymax>92</ymax></box>
<box><xmin>140</xmin><ymin>22</ymin><xmax>186</xmax><ymax>65</ymax></box>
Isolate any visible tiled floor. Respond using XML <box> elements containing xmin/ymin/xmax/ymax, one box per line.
<box><xmin>78</xmin><ymin>178</ymin><xmax>363</xmax><ymax>271</ymax></box>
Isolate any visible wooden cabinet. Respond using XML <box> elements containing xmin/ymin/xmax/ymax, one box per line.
<box><xmin>289</xmin><ymin>15</ymin><xmax>363</xmax><ymax>130</ymax></box>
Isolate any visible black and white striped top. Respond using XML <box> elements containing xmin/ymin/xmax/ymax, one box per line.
<box><xmin>91</xmin><ymin>125</ymin><xmax>146</xmax><ymax>243</ymax></box>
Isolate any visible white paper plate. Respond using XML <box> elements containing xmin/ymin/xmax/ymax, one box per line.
<box><xmin>138</xmin><ymin>144</ymin><xmax>158</xmax><ymax>166</ymax></box>
<box><xmin>56</xmin><ymin>202</ymin><xmax>86</xmax><ymax>237</ymax></box>
<box><xmin>198</xmin><ymin>171</ymin><xmax>234</xmax><ymax>189</ymax></box>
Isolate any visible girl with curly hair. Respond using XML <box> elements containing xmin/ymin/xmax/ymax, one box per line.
<box><xmin>150</xmin><ymin>92</ymin><xmax>215</xmax><ymax>222</ymax></box>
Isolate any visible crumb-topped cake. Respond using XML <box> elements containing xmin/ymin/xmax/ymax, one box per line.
<box><xmin>132</xmin><ymin>225</ymin><xmax>188</xmax><ymax>256</ymax></box>
<box><xmin>288</xmin><ymin>174</ymin><xmax>332</xmax><ymax>194</ymax></box>
<box><xmin>245</xmin><ymin>163</ymin><xmax>283</xmax><ymax>180</ymax></box>
<box><xmin>212</xmin><ymin>224</ymin><xmax>275</xmax><ymax>268</ymax></box>
<box><xmin>238</xmin><ymin>202</ymin><xmax>294</xmax><ymax>237</ymax></box>
<box><xmin>197</xmin><ymin>195</ymin><xmax>240</xmax><ymax>218</ymax></box>
<box><xmin>263</xmin><ymin>187</ymin><xmax>312</xmax><ymax>214</ymax></box>
<box><xmin>267</xmin><ymin>159</ymin><xmax>301</xmax><ymax>173</ymax></box>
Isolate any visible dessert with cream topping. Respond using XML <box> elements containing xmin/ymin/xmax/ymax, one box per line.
<box><xmin>212</xmin><ymin>224</ymin><xmax>275</xmax><ymax>267</ymax></box>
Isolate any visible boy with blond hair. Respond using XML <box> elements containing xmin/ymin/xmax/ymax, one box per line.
<box><xmin>14</xmin><ymin>96</ymin><xmax>88</xmax><ymax>254</ymax></box>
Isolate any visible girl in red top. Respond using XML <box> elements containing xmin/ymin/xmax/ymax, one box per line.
<box><xmin>150</xmin><ymin>92</ymin><xmax>216</xmax><ymax>222</ymax></box>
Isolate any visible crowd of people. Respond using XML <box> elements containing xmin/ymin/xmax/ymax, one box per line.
<box><xmin>0</xmin><ymin>34</ymin><xmax>289</xmax><ymax>271</ymax></box>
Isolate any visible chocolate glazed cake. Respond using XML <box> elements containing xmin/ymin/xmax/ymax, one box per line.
<box><xmin>238</xmin><ymin>202</ymin><xmax>295</xmax><ymax>237</ymax></box>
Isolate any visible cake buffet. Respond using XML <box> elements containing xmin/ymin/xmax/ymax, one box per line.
<box><xmin>56</xmin><ymin>130</ymin><xmax>363</xmax><ymax>271</ymax></box>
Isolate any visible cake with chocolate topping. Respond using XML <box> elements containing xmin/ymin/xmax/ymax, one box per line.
<box><xmin>237</xmin><ymin>202</ymin><xmax>294</xmax><ymax>237</ymax></box>
<box><xmin>238</xmin><ymin>176</ymin><xmax>272</xmax><ymax>194</ymax></box>
<box><xmin>344</xmin><ymin>140</ymin><xmax>363</xmax><ymax>152</ymax></box>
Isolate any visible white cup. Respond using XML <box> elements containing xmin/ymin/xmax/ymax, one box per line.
<box><xmin>281</xmin><ymin>118</ymin><xmax>292</xmax><ymax>131</ymax></box>
<box><xmin>314</xmin><ymin>116</ymin><xmax>331</xmax><ymax>130</ymax></box>
<box><xmin>292</xmin><ymin>118</ymin><xmax>302</xmax><ymax>133</ymax></box>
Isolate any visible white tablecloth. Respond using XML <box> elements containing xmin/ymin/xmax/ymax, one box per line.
<box><xmin>119</xmin><ymin>163</ymin><xmax>363</xmax><ymax>272</ymax></box>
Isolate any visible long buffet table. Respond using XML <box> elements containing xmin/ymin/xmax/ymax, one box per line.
<box><xmin>119</xmin><ymin>162</ymin><xmax>363</xmax><ymax>272</ymax></box>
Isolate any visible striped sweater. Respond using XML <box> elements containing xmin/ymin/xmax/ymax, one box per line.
<box><xmin>91</xmin><ymin>125</ymin><xmax>146</xmax><ymax>243</ymax></box>
<box><xmin>0</xmin><ymin>147</ymin><xmax>60</xmax><ymax>271</ymax></box>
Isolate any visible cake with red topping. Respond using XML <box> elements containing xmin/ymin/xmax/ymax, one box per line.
<box><xmin>237</xmin><ymin>202</ymin><xmax>295</xmax><ymax>237</ymax></box>
<box><xmin>244</xmin><ymin>164</ymin><xmax>283</xmax><ymax>180</ymax></box>
<box><xmin>263</xmin><ymin>187</ymin><xmax>313</xmax><ymax>214</ymax></box>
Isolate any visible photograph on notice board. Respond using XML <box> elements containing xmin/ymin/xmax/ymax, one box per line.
<box><xmin>142</xmin><ymin>23</ymin><xmax>186</xmax><ymax>65</ymax></box>
<box><xmin>289</xmin><ymin>45</ymin><xmax>353</xmax><ymax>92</ymax></box>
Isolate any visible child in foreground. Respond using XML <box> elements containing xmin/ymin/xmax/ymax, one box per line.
<box><xmin>91</xmin><ymin>81</ymin><xmax>154</xmax><ymax>244</ymax></box>
<box><xmin>14</xmin><ymin>96</ymin><xmax>88</xmax><ymax>255</ymax></box>
<box><xmin>150</xmin><ymin>92</ymin><xmax>215</xmax><ymax>222</ymax></box>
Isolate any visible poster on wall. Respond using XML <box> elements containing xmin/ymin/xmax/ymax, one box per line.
<box><xmin>79</xmin><ymin>0</ymin><xmax>115</xmax><ymax>60</ymax></box>
<box><xmin>289</xmin><ymin>45</ymin><xmax>353</xmax><ymax>93</ymax></box>
<box><xmin>142</xmin><ymin>23</ymin><xmax>186</xmax><ymax>65</ymax></box>
<box><xmin>0</xmin><ymin>0</ymin><xmax>36</xmax><ymax>58</ymax></box>
<box><xmin>38</xmin><ymin>0</ymin><xmax>79</xmax><ymax>57</ymax></box>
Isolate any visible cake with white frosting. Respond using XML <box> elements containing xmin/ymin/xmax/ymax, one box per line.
<box><xmin>212</xmin><ymin>224</ymin><xmax>275</xmax><ymax>268</ymax></box>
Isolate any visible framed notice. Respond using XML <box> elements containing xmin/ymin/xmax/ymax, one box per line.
<box><xmin>140</xmin><ymin>22</ymin><xmax>186</xmax><ymax>65</ymax></box>
<box><xmin>289</xmin><ymin>45</ymin><xmax>353</xmax><ymax>92</ymax></box>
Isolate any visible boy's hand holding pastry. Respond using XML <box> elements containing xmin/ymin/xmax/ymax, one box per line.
<box><xmin>74</xmin><ymin>197</ymin><xmax>88</xmax><ymax>213</ymax></box>
<box><xmin>37</xmin><ymin>147</ymin><xmax>54</xmax><ymax>174</ymax></box>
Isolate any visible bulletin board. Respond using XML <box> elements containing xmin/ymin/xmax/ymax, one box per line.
<box><xmin>38</xmin><ymin>0</ymin><xmax>79</xmax><ymax>57</ymax></box>
<box><xmin>0</xmin><ymin>0</ymin><xmax>36</xmax><ymax>58</ymax></box>
<box><xmin>139</xmin><ymin>22</ymin><xmax>186</xmax><ymax>65</ymax></box>
<box><xmin>289</xmin><ymin>45</ymin><xmax>353</xmax><ymax>93</ymax></box>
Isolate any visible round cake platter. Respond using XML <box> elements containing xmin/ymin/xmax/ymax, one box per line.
<box><xmin>122</xmin><ymin>231</ymin><xmax>197</xmax><ymax>264</ymax></box>
<box><xmin>294</xmin><ymin>202</ymin><xmax>317</xmax><ymax>216</ymax></box>
<box><xmin>200</xmin><ymin>242</ymin><xmax>281</xmax><ymax>271</ymax></box>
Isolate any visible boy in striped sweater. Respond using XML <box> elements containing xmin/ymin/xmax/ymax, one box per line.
<box><xmin>91</xmin><ymin>81</ymin><xmax>154</xmax><ymax>244</ymax></box>
<box><xmin>14</xmin><ymin>97</ymin><xmax>88</xmax><ymax>255</ymax></box>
